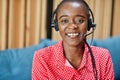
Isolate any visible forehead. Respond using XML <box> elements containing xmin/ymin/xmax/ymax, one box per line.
<box><xmin>57</xmin><ymin>1</ymin><xmax>89</xmax><ymax>18</ymax></box>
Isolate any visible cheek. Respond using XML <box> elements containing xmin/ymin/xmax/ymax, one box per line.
<box><xmin>58</xmin><ymin>25</ymin><xmax>66</xmax><ymax>36</ymax></box>
<box><xmin>79</xmin><ymin>23</ymin><xmax>88</xmax><ymax>33</ymax></box>
<box><xmin>58</xmin><ymin>24</ymin><xmax>66</xmax><ymax>32</ymax></box>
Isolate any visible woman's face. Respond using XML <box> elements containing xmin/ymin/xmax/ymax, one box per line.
<box><xmin>57</xmin><ymin>2</ymin><xmax>89</xmax><ymax>47</ymax></box>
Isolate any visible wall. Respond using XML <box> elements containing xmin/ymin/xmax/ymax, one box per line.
<box><xmin>0</xmin><ymin>0</ymin><xmax>120</xmax><ymax>50</ymax></box>
<box><xmin>0</xmin><ymin>0</ymin><xmax>47</xmax><ymax>50</ymax></box>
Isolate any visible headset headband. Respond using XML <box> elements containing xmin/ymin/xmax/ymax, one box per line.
<box><xmin>51</xmin><ymin>0</ymin><xmax>96</xmax><ymax>31</ymax></box>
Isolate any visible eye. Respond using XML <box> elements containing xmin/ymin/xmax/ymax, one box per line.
<box><xmin>75</xmin><ymin>18</ymin><xmax>85</xmax><ymax>24</ymax></box>
<box><xmin>60</xmin><ymin>19</ymin><xmax>69</xmax><ymax>25</ymax></box>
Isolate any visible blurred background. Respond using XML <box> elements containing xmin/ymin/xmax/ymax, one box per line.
<box><xmin>0</xmin><ymin>0</ymin><xmax>120</xmax><ymax>50</ymax></box>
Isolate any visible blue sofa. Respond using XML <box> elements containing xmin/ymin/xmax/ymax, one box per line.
<box><xmin>0</xmin><ymin>36</ymin><xmax>120</xmax><ymax>80</ymax></box>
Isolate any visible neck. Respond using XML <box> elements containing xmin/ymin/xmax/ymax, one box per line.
<box><xmin>63</xmin><ymin>42</ymin><xmax>85</xmax><ymax>69</ymax></box>
<box><xmin>63</xmin><ymin>41</ymin><xmax>84</xmax><ymax>56</ymax></box>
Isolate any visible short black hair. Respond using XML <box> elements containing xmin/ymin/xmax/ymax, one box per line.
<box><xmin>55</xmin><ymin>0</ymin><xmax>90</xmax><ymax>18</ymax></box>
<box><xmin>52</xmin><ymin>0</ymin><xmax>95</xmax><ymax>24</ymax></box>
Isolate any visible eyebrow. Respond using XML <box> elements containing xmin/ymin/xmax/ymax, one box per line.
<box><xmin>59</xmin><ymin>15</ymin><xmax>69</xmax><ymax>19</ymax></box>
<box><xmin>59</xmin><ymin>14</ymin><xmax>86</xmax><ymax>19</ymax></box>
<box><xmin>76</xmin><ymin>15</ymin><xmax>86</xmax><ymax>18</ymax></box>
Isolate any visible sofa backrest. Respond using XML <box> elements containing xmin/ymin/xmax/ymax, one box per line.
<box><xmin>0</xmin><ymin>39</ymin><xmax>57</xmax><ymax>80</ymax></box>
<box><xmin>0</xmin><ymin>37</ymin><xmax>120</xmax><ymax>80</ymax></box>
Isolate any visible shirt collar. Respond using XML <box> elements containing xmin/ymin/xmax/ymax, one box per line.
<box><xmin>79</xmin><ymin>44</ymin><xmax>93</xmax><ymax>72</ymax></box>
<box><xmin>55</xmin><ymin>40</ymin><xmax>93</xmax><ymax>72</ymax></box>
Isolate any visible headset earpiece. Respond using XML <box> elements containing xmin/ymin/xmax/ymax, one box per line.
<box><xmin>51</xmin><ymin>18</ymin><xmax>59</xmax><ymax>31</ymax></box>
<box><xmin>54</xmin><ymin>19</ymin><xmax>59</xmax><ymax>31</ymax></box>
<box><xmin>51</xmin><ymin>11</ymin><xmax>59</xmax><ymax>31</ymax></box>
<box><xmin>88</xmin><ymin>18</ymin><xmax>93</xmax><ymax>31</ymax></box>
<box><xmin>88</xmin><ymin>18</ymin><xmax>96</xmax><ymax>31</ymax></box>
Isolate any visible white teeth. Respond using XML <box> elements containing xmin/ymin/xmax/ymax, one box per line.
<box><xmin>67</xmin><ymin>33</ymin><xmax>79</xmax><ymax>37</ymax></box>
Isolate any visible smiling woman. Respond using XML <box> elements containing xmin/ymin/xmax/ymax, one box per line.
<box><xmin>56</xmin><ymin>1</ymin><xmax>88</xmax><ymax>46</ymax></box>
<box><xmin>32</xmin><ymin>0</ymin><xmax>114</xmax><ymax>80</ymax></box>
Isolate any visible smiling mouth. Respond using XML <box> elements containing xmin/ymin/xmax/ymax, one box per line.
<box><xmin>66</xmin><ymin>33</ymin><xmax>80</xmax><ymax>38</ymax></box>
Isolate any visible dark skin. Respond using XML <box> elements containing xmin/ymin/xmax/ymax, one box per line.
<box><xmin>57</xmin><ymin>1</ymin><xmax>89</xmax><ymax>69</ymax></box>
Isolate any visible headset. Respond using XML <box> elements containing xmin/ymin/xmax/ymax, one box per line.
<box><xmin>51</xmin><ymin>0</ymin><xmax>96</xmax><ymax>32</ymax></box>
<box><xmin>51</xmin><ymin>0</ymin><xmax>98</xmax><ymax>80</ymax></box>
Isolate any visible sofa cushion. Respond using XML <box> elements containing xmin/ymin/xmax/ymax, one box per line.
<box><xmin>0</xmin><ymin>39</ymin><xmax>57</xmax><ymax>80</ymax></box>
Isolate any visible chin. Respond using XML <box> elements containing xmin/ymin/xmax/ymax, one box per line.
<box><xmin>64</xmin><ymin>39</ymin><xmax>83</xmax><ymax>47</ymax></box>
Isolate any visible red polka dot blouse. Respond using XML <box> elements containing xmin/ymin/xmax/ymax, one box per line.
<box><xmin>32</xmin><ymin>41</ymin><xmax>114</xmax><ymax>80</ymax></box>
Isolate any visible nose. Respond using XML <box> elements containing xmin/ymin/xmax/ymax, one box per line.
<box><xmin>68</xmin><ymin>22</ymin><xmax>78</xmax><ymax>29</ymax></box>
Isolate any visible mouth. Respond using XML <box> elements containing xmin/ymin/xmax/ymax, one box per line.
<box><xmin>66</xmin><ymin>32</ymin><xmax>80</xmax><ymax>38</ymax></box>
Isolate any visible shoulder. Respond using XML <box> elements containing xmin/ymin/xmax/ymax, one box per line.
<box><xmin>91</xmin><ymin>46</ymin><xmax>110</xmax><ymax>56</ymax></box>
<box><xmin>90</xmin><ymin>46</ymin><xmax>114</xmax><ymax>79</ymax></box>
<box><xmin>90</xmin><ymin>46</ymin><xmax>113</xmax><ymax>69</ymax></box>
<box><xmin>90</xmin><ymin>46</ymin><xmax>113</xmax><ymax>71</ymax></box>
<box><xmin>90</xmin><ymin>46</ymin><xmax>112</xmax><ymax>61</ymax></box>
<box><xmin>34</xmin><ymin>41</ymin><xmax>62</xmax><ymax>61</ymax></box>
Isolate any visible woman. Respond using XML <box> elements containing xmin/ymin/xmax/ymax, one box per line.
<box><xmin>32</xmin><ymin>0</ymin><xmax>114</xmax><ymax>80</ymax></box>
